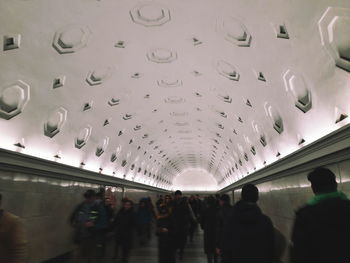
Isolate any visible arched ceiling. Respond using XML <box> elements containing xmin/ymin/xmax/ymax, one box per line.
<box><xmin>0</xmin><ymin>0</ymin><xmax>349</xmax><ymax>190</ymax></box>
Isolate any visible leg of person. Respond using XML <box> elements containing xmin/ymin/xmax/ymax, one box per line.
<box><xmin>85</xmin><ymin>238</ymin><xmax>97</xmax><ymax>263</ymax></box>
<box><xmin>113</xmin><ymin>239</ymin><xmax>120</xmax><ymax>260</ymax></box>
<box><xmin>121</xmin><ymin>243</ymin><xmax>131</xmax><ymax>263</ymax></box>
<box><xmin>207</xmin><ymin>253</ymin><xmax>213</xmax><ymax>263</ymax></box>
<box><xmin>213</xmin><ymin>253</ymin><xmax>218</xmax><ymax>263</ymax></box>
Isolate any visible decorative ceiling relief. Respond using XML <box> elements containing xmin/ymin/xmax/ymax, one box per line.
<box><xmin>217</xmin><ymin>17</ymin><xmax>252</xmax><ymax>47</ymax></box>
<box><xmin>3</xmin><ymin>34</ymin><xmax>21</xmax><ymax>51</ymax></box>
<box><xmin>108</xmin><ymin>98</ymin><xmax>120</xmax><ymax>106</ymax></box>
<box><xmin>216</xmin><ymin>60</ymin><xmax>240</xmax><ymax>81</ymax></box>
<box><xmin>130</xmin><ymin>2</ymin><xmax>171</xmax><ymax>27</ymax></box>
<box><xmin>53</xmin><ymin>76</ymin><xmax>66</xmax><ymax>89</ymax></box>
<box><xmin>319</xmin><ymin>7</ymin><xmax>350</xmax><ymax>72</ymax></box>
<box><xmin>86</xmin><ymin>67</ymin><xmax>112</xmax><ymax>86</ymax></box>
<box><xmin>0</xmin><ymin>80</ymin><xmax>30</xmax><ymax>120</ymax></box>
<box><xmin>96</xmin><ymin>137</ymin><xmax>109</xmax><ymax>157</ymax></box>
<box><xmin>164</xmin><ymin>96</ymin><xmax>186</xmax><ymax>104</ymax></box>
<box><xmin>75</xmin><ymin>126</ymin><xmax>92</xmax><ymax>149</ymax></box>
<box><xmin>276</xmin><ymin>24</ymin><xmax>290</xmax><ymax>39</ymax></box>
<box><xmin>147</xmin><ymin>48</ymin><xmax>177</xmax><ymax>63</ymax></box>
<box><xmin>0</xmin><ymin>0</ymin><xmax>349</xmax><ymax>190</ymax></box>
<box><xmin>52</xmin><ymin>25</ymin><xmax>90</xmax><ymax>54</ymax></box>
<box><xmin>264</xmin><ymin>103</ymin><xmax>284</xmax><ymax>134</ymax></box>
<box><xmin>283</xmin><ymin>70</ymin><xmax>312</xmax><ymax>113</ymax></box>
<box><xmin>44</xmin><ymin>107</ymin><xmax>68</xmax><ymax>138</ymax></box>
<box><xmin>157</xmin><ymin>79</ymin><xmax>183</xmax><ymax>88</ymax></box>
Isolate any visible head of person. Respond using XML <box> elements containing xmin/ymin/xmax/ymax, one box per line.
<box><xmin>159</xmin><ymin>203</ymin><xmax>169</xmax><ymax>215</ymax></box>
<box><xmin>95</xmin><ymin>191</ymin><xmax>104</xmax><ymax>200</ymax></box>
<box><xmin>241</xmin><ymin>184</ymin><xmax>259</xmax><ymax>203</ymax></box>
<box><xmin>83</xmin><ymin>189</ymin><xmax>96</xmax><ymax>203</ymax></box>
<box><xmin>174</xmin><ymin>190</ymin><xmax>182</xmax><ymax>200</ymax></box>
<box><xmin>123</xmin><ymin>199</ymin><xmax>133</xmax><ymax>210</ymax></box>
<box><xmin>105</xmin><ymin>197</ymin><xmax>112</xmax><ymax>205</ymax></box>
<box><xmin>164</xmin><ymin>195</ymin><xmax>172</xmax><ymax>204</ymax></box>
<box><xmin>219</xmin><ymin>194</ymin><xmax>230</xmax><ymax>207</ymax></box>
<box><xmin>207</xmin><ymin>196</ymin><xmax>217</xmax><ymax>208</ymax></box>
<box><xmin>139</xmin><ymin>199</ymin><xmax>146</xmax><ymax>207</ymax></box>
<box><xmin>308</xmin><ymin>167</ymin><xmax>337</xmax><ymax>195</ymax></box>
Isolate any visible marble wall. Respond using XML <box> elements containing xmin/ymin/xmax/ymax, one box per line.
<box><xmin>0</xmin><ymin>171</ymin><xmax>161</xmax><ymax>263</ymax></box>
<box><xmin>230</xmin><ymin>158</ymin><xmax>350</xmax><ymax>262</ymax></box>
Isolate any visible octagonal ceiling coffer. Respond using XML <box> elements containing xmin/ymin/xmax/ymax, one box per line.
<box><xmin>218</xmin><ymin>17</ymin><xmax>252</xmax><ymax>47</ymax></box>
<box><xmin>44</xmin><ymin>107</ymin><xmax>67</xmax><ymax>138</ymax></box>
<box><xmin>319</xmin><ymin>7</ymin><xmax>350</xmax><ymax>72</ymax></box>
<box><xmin>96</xmin><ymin>137</ymin><xmax>109</xmax><ymax>157</ymax></box>
<box><xmin>265</xmin><ymin>103</ymin><xmax>284</xmax><ymax>134</ymax></box>
<box><xmin>0</xmin><ymin>80</ymin><xmax>30</xmax><ymax>120</ymax></box>
<box><xmin>75</xmin><ymin>126</ymin><xmax>92</xmax><ymax>149</ymax></box>
<box><xmin>216</xmin><ymin>60</ymin><xmax>240</xmax><ymax>81</ymax></box>
<box><xmin>283</xmin><ymin>70</ymin><xmax>312</xmax><ymax>113</ymax></box>
<box><xmin>130</xmin><ymin>2</ymin><xmax>171</xmax><ymax>27</ymax></box>
<box><xmin>158</xmin><ymin>79</ymin><xmax>183</xmax><ymax>88</ymax></box>
<box><xmin>86</xmin><ymin>67</ymin><xmax>112</xmax><ymax>86</ymax></box>
<box><xmin>147</xmin><ymin>48</ymin><xmax>177</xmax><ymax>63</ymax></box>
<box><xmin>53</xmin><ymin>25</ymin><xmax>90</xmax><ymax>54</ymax></box>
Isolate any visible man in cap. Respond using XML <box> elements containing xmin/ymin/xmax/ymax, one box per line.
<box><xmin>291</xmin><ymin>167</ymin><xmax>350</xmax><ymax>263</ymax></box>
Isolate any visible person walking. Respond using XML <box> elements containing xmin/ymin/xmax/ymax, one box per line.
<box><xmin>113</xmin><ymin>199</ymin><xmax>136</xmax><ymax>263</ymax></box>
<box><xmin>290</xmin><ymin>167</ymin><xmax>350</xmax><ymax>263</ymax></box>
<box><xmin>222</xmin><ymin>184</ymin><xmax>274</xmax><ymax>263</ymax></box>
<box><xmin>70</xmin><ymin>189</ymin><xmax>100</xmax><ymax>263</ymax></box>
<box><xmin>200</xmin><ymin>196</ymin><xmax>219</xmax><ymax>263</ymax></box>
<box><xmin>156</xmin><ymin>202</ymin><xmax>176</xmax><ymax>263</ymax></box>
<box><xmin>215</xmin><ymin>194</ymin><xmax>232</xmax><ymax>260</ymax></box>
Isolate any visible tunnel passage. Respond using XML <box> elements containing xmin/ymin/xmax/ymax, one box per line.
<box><xmin>0</xmin><ymin>0</ymin><xmax>350</xmax><ymax>262</ymax></box>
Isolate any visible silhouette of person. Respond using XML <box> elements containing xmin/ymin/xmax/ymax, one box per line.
<box><xmin>290</xmin><ymin>167</ymin><xmax>350</xmax><ymax>263</ymax></box>
<box><xmin>222</xmin><ymin>184</ymin><xmax>274</xmax><ymax>263</ymax></box>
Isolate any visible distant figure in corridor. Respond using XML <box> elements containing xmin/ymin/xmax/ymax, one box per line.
<box><xmin>136</xmin><ymin>198</ymin><xmax>153</xmax><ymax>246</ymax></box>
<box><xmin>222</xmin><ymin>184</ymin><xmax>274</xmax><ymax>263</ymax></box>
<box><xmin>70</xmin><ymin>189</ymin><xmax>99</xmax><ymax>263</ymax></box>
<box><xmin>200</xmin><ymin>196</ymin><xmax>219</xmax><ymax>263</ymax></box>
<box><xmin>156</xmin><ymin>201</ymin><xmax>176</xmax><ymax>263</ymax></box>
<box><xmin>0</xmin><ymin>193</ymin><xmax>28</xmax><ymax>263</ymax></box>
<box><xmin>113</xmin><ymin>199</ymin><xmax>136</xmax><ymax>263</ymax></box>
<box><xmin>215</xmin><ymin>194</ymin><xmax>232</xmax><ymax>261</ymax></box>
<box><xmin>172</xmin><ymin>190</ymin><xmax>191</xmax><ymax>260</ymax></box>
<box><xmin>290</xmin><ymin>167</ymin><xmax>350</xmax><ymax>263</ymax></box>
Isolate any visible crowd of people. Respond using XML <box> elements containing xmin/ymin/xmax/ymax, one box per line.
<box><xmin>1</xmin><ymin>167</ymin><xmax>350</xmax><ymax>263</ymax></box>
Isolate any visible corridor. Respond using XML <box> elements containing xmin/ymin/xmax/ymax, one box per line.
<box><xmin>1</xmin><ymin>0</ymin><xmax>350</xmax><ymax>262</ymax></box>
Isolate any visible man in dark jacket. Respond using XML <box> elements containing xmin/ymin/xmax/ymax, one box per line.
<box><xmin>70</xmin><ymin>189</ymin><xmax>100</xmax><ymax>263</ymax></box>
<box><xmin>215</xmin><ymin>194</ymin><xmax>231</xmax><ymax>258</ymax></box>
<box><xmin>200</xmin><ymin>196</ymin><xmax>219</xmax><ymax>263</ymax></box>
<box><xmin>222</xmin><ymin>184</ymin><xmax>274</xmax><ymax>263</ymax></box>
<box><xmin>156</xmin><ymin>202</ymin><xmax>176</xmax><ymax>263</ymax></box>
<box><xmin>290</xmin><ymin>167</ymin><xmax>350</xmax><ymax>263</ymax></box>
<box><xmin>172</xmin><ymin>190</ymin><xmax>191</xmax><ymax>260</ymax></box>
<box><xmin>113</xmin><ymin>199</ymin><xmax>136</xmax><ymax>263</ymax></box>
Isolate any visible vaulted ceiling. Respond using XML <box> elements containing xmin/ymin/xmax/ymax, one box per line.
<box><xmin>0</xmin><ymin>0</ymin><xmax>349</xmax><ymax>190</ymax></box>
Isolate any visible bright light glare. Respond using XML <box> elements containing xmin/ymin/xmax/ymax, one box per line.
<box><xmin>172</xmin><ymin>168</ymin><xmax>219</xmax><ymax>191</ymax></box>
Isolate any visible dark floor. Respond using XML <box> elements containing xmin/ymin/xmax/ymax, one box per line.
<box><xmin>67</xmin><ymin>228</ymin><xmax>207</xmax><ymax>263</ymax></box>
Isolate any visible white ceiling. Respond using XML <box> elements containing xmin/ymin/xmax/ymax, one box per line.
<box><xmin>0</xmin><ymin>0</ymin><xmax>349</xmax><ymax>190</ymax></box>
